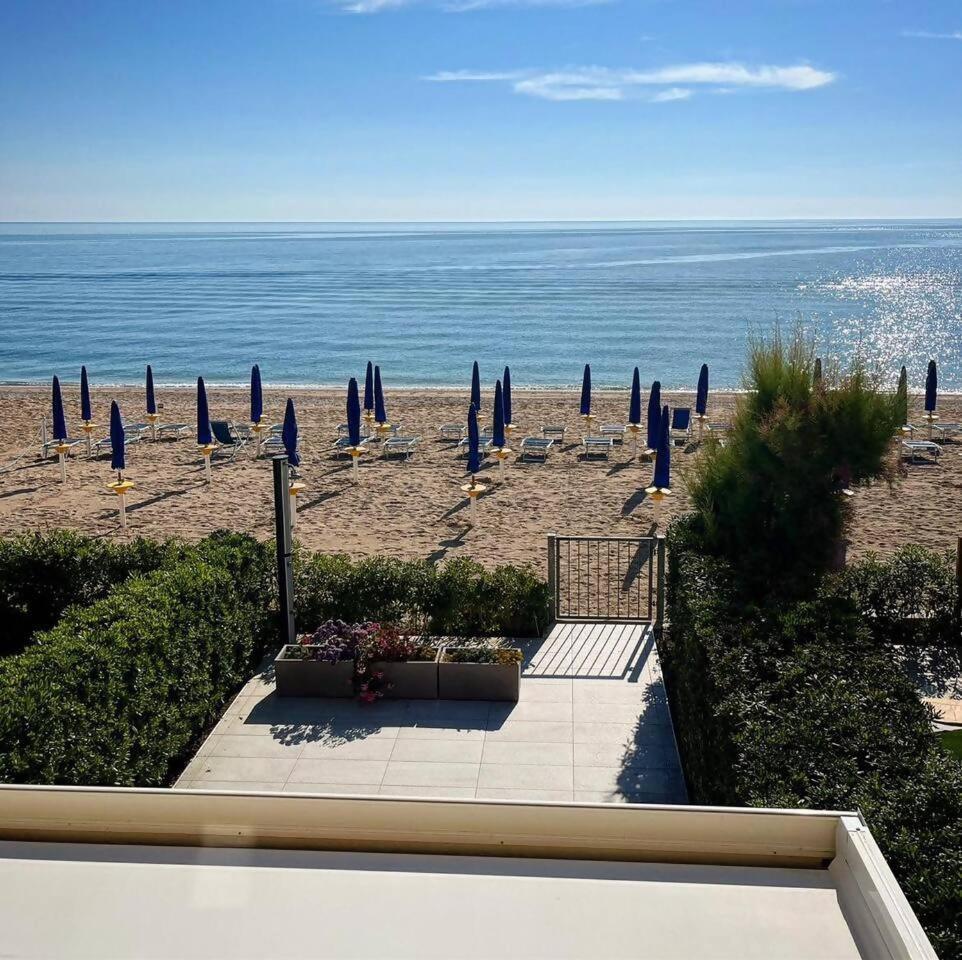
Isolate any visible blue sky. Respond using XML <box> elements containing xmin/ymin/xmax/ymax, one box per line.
<box><xmin>1</xmin><ymin>0</ymin><xmax>960</xmax><ymax>220</ymax></box>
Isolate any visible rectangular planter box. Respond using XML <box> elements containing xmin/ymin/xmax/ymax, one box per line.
<box><xmin>274</xmin><ymin>646</ymin><xmax>354</xmax><ymax>698</ymax></box>
<box><xmin>370</xmin><ymin>649</ymin><xmax>440</xmax><ymax>699</ymax></box>
<box><xmin>438</xmin><ymin>648</ymin><xmax>521</xmax><ymax>702</ymax></box>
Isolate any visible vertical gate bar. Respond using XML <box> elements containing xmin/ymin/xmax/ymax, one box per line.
<box><xmin>656</xmin><ymin>535</ymin><xmax>666</xmax><ymax>627</ymax></box>
<box><xmin>648</xmin><ymin>538</ymin><xmax>654</xmax><ymax>620</ymax></box>
<box><xmin>566</xmin><ymin>539</ymin><xmax>571</xmax><ymax>619</ymax></box>
<box><xmin>547</xmin><ymin>535</ymin><xmax>557</xmax><ymax>623</ymax></box>
<box><xmin>587</xmin><ymin>540</ymin><xmax>590</xmax><ymax>620</ymax></box>
<box><xmin>606</xmin><ymin>540</ymin><xmax>611</xmax><ymax>619</ymax></box>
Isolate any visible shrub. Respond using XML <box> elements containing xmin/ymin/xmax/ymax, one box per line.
<box><xmin>0</xmin><ymin>530</ymin><xmax>172</xmax><ymax>656</ymax></box>
<box><xmin>663</xmin><ymin>521</ymin><xmax>962</xmax><ymax>958</ymax></box>
<box><xmin>686</xmin><ymin>329</ymin><xmax>899</xmax><ymax>599</ymax></box>
<box><xmin>0</xmin><ymin>550</ymin><xmax>272</xmax><ymax>787</ymax></box>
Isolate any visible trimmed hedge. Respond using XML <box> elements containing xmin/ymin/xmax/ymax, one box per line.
<box><xmin>0</xmin><ymin>531</ymin><xmax>172</xmax><ymax>656</ymax></box>
<box><xmin>662</xmin><ymin>517</ymin><xmax>962</xmax><ymax>958</ymax></box>
<box><xmin>0</xmin><ymin>532</ymin><xmax>274</xmax><ymax>787</ymax></box>
<box><xmin>295</xmin><ymin>554</ymin><xmax>549</xmax><ymax>638</ymax></box>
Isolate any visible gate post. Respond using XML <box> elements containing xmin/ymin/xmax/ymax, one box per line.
<box><xmin>547</xmin><ymin>534</ymin><xmax>557</xmax><ymax>625</ymax></box>
<box><xmin>655</xmin><ymin>535</ymin><xmax>666</xmax><ymax>631</ymax></box>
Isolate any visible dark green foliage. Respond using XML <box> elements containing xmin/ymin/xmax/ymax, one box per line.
<box><xmin>663</xmin><ymin>520</ymin><xmax>962</xmax><ymax>958</ymax></box>
<box><xmin>295</xmin><ymin>553</ymin><xmax>549</xmax><ymax>638</ymax></box>
<box><xmin>686</xmin><ymin>330</ymin><xmax>899</xmax><ymax>598</ymax></box>
<box><xmin>0</xmin><ymin>530</ymin><xmax>172</xmax><ymax>656</ymax></box>
<box><xmin>825</xmin><ymin>546</ymin><xmax>959</xmax><ymax>646</ymax></box>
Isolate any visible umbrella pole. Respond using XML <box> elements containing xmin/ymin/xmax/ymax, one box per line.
<box><xmin>148</xmin><ymin>413</ymin><xmax>158</xmax><ymax>441</ymax></box>
<box><xmin>57</xmin><ymin>448</ymin><xmax>67</xmax><ymax>483</ymax></box>
<box><xmin>202</xmin><ymin>446</ymin><xmax>213</xmax><ymax>484</ymax></box>
<box><xmin>119</xmin><ymin>492</ymin><xmax>127</xmax><ymax>532</ymax></box>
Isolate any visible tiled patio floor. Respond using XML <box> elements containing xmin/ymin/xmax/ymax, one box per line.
<box><xmin>176</xmin><ymin>623</ymin><xmax>687</xmax><ymax>804</ymax></box>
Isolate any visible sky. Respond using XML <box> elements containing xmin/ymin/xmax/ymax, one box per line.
<box><xmin>0</xmin><ymin>0</ymin><xmax>961</xmax><ymax>221</ymax></box>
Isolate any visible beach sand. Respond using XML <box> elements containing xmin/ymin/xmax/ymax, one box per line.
<box><xmin>1</xmin><ymin>385</ymin><xmax>959</xmax><ymax>573</ymax></box>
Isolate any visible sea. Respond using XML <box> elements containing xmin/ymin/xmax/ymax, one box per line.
<box><xmin>1</xmin><ymin>220</ymin><xmax>960</xmax><ymax>391</ymax></box>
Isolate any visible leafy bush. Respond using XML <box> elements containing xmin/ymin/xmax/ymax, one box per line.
<box><xmin>295</xmin><ymin>553</ymin><xmax>548</xmax><ymax>637</ymax></box>
<box><xmin>686</xmin><ymin>329</ymin><xmax>899</xmax><ymax>598</ymax></box>
<box><xmin>0</xmin><ymin>544</ymin><xmax>273</xmax><ymax>787</ymax></box>
<box><xmin>663</xmin><ymin>520</ymin><xmax>962</xmax><ymax>958</ymax></box>
<box><xmin>825</xmin><ymin>546</ymin><xmax>959</xmax><ymax>646</ymax></box>
<box><xmin>0</xmin><ymin>530</ymin><xmax>172</xmax><ymax>656</ymax></box>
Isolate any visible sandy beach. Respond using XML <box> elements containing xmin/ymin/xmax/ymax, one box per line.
<box><xmin>0</xmin><ymin>384</ymin><xmax>959</xmax><ymax>572</ymax></box>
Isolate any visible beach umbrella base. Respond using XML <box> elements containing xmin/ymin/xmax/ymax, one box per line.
<box><xmin>582</xmin><ymin>414</ymin><xmax>596</xmax><ymax>437</ymax></box>
<box><xmin>492</xmin><ymin>448</ymin><xmax>512</xmax><ymax>479</ymax></box>
<box><xmin>460</xmin><ymin>481</ymin><xmax>487</xmax><ymax>523</ymax></box>
<box><xmin>250</xmin><ymin>421</ymin><xmax>266</xmax><ymax>456</ymax></box>
<box><xmin>924</xmin><ymin>412</ymin><xmax>939</xmax><ymax>439</ymax></box>
<box><xmin>82</xmin><ymin>421</ymin><xmax>94</xmax><ymax>455</ymax></box>
<box><xmin>626</xmin><ymin>424</ymin><xmax>642</xmax><ymax>459</ymax></box>
<box><xmin>289</xmin><ymin>480</ymin><xmax>306</xmax><ymax>529</ymax></box>
<box><xmin>645</xmin><ymin>485</ymin><xmax>671</xmax><ymax>528</ymax></box>
<box><xmin>107</xmin><ymin>478</ymin><xmax>135</xmax><ymax>532</ymax></box>
<box><xmin>348</xmin><ymin>447</ymin><xmax>363</xmax><ymax>482</ymax></box>
<box><xmin>200</xmin><ymin>444</ymin><xmax>215</xmax><ymax>483</ymax></box>
<box><xmin>147</xmin><ymin>413</ymin><xmax>159</xmax><ymax>440</ymax></box>
<box><xmin>55</xmin><ymin>443</ymin><xmax>70</xmax><ymax>483</ymax></box>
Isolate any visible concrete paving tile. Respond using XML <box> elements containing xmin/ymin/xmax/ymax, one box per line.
<box><xmin>396</xmin><ymin>723</ymin><xmax>486</xmax><ymax>741</ymax></box>
<box><xmin>281</xmin><ymin>783</ymin><xmax>380</xmax><ymax>796</ymax></box>
<box><xmin>574</xmin><ymin>790</ymin><xmax>677</xmax><ymax>805</ymax></box>
<box><xmin>572</xmin><ymin>681</ymin><xmax>650</xmax><ymax>704</ymax></box>
<box><xmin>518</xmin><ymin>680</ymin><xmax>573</xmax><ymax>702</ymax></box>
<box><xmin>478</xmin><ymin>763</ymin><xmax>573</xmax><ymax>791</ymax></box>
<box><xmin>573</xmin><ymin>702</ymin><xmax>666</xmax><ymax>724</ymax></box>
<box><xmin>208</xmin><ymin>735</ymin><xmax>306</xmax><ymax>759</ymax></box>
<box><xmin>378</xmin><ymin>785</ymin><xmax>478</xmax><ymax>799</ymax></box>
<box><xmin>483</xmin><ymin>720</ymin><xmax>573</xmax><ymax>743</ymax></box>
<box><xmin>573</xmin><ymin>741</ymin><xmax>673</xmax><ymax>768</ymax></box>
<box><xmin>488</xmin><ymin>700</ymin><xmax>574</xmax><ymax>723</ymax></box>
<box><xmin>481</xmin><ymin>741</ymin><xmax>573</xmax><ymax>766</ymax></box>
<box><xmin>404</xmin><ymin>700</ymin><xmax>493</xmax><ymax>722</ymax></box>
<box><xmin>187</xmin><ymin>756</ymin><xmax>296</xmax><ymax>783</ymax></box>
<box><xmin>475</xmin><ymin>788</ymin><xmax>573</xmax><ymax>802</ymax></box>
<box><xmin>381</xmin><ymin>761</ymin><xmax>480</xmax><ymax>788</ymax></box>
<box><xmin>182</xmin><ymin>781</ymin><xmax>283</xmax><ymax>793</ymax></box>
<box><xmin>390</xmin><ymin>739</ymin><xmax>484</xmax><ymax>764</ymax></box>
<box><xmin>573</xmin><ymin>722</ymin><xmax>666</xmax><ymax>745</ymax></box>
<box><xmin>288</xmin><ymin>759</ymin><xmax>387</xmax><ymax>785</ymax></box>
<box><xmin>299</xmin><ymin>737</ymin><xmax>398</xmax><ymax>760</ymax></box>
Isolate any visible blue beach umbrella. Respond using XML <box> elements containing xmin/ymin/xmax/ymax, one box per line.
<box><xmin>51</xmin><ymin>376</ymin><xmax>68</xmax><ymax>441</ymax></box>
<box><xmin>374</xmin><ymin>365</ymin><xmax>387</xmax><ymax>424</ymax></box>
<box><xmin>196</xmin><ymin>377</ymin><xmax>212</xmax><ymax>446</ymax></box>
<box><xmin>925</xmin><ymin>360</ymin><xmax>937</xmax><ymax>414</ymax></box>
<box><xmin>813</xmin><ymin>357</ymin><xmax>823</xmax><ymax>388</ymax></box>
<box><xmin>580</xmin><ymin>364</ymin><xmax>591</xmax><ymax>416</ymax></box>
<box><xmin>470</xmin><ymin>361</ymin><xmax>481</xmax><ymax>413</ymax></box>
<box><xmin>629</xmin><ymin>368</ymin><xmax>641</xmax><ymax>425</ymax></box>
<box><xmin>467</xmin><ymin>406</ymin><xmax>481</xmax><ymax>476</ymax></box>
<box><xmin>695</xmin><ymin>364</ymin><xmax>709</xmax><ymax>417</ymax></box>
<box><xmin>109</xmin><ymin>400</ymin><xmax>125</xmax><ymax>473</ymax></box>
<box><xmin>493</xmin><ymin>379</ymin><xmax>506</xmax><ymax>449</ymax></box>
<box><xmin>503</xmin><ymin>366</ymin><xmax>513</xmax><ymax>425</ymax></box>
<box><xmin>282</xmin><ymin>398</ymin><xmax>300</xmax><ymax>467</ymax></box>
<box><xmin>364</xmin><ymin>361</ymin><xmax>374</xmax><ymax>413</ymax></box>
<box><xmin>250</xmin><ymin>364</ymin><xmax>263</xmax><ymax>424</ymax></box>
<box><xmin>653</xmin><ymin>405</ymin><xmax>671</xmax><ymax>490</ymax></box>
<box><xmin>146</xmin><ymin>365</ymin><xmax>157</xmax><ymax>416</ymax></box>
<box><xmin>646</xmin><ymin>381</ymin><xmax>662</xmax><ymax>451</ymax></box>
<box><xmin>80</xmin><ymin>366</ymin><xmax>92</xmax><ymax>423</ymax></box>
<box><xmin>347</xmin><ymin>377</ymin><xmax>361</xmax><ymax>447</ymax></box>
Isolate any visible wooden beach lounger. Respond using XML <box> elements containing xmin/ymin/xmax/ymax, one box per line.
<box><xmin>581</xmin><ymin>436</ymin><xmax>614</xmax><ymax>460</ymax></box>
<box><xmin>599</xmin><ymin>424</ymin><xmax>626</xmax><ymax>443</ymax></box>
<box><xmin>382</xmin><ymin>436</ymin><xmax>421</xmax><ymax>460</ymax></box>
<box><xmin>901</xmin><ymin>440</ymin><xmax>942</xmax><ymax>463</ymax></box>
<box><xmin>520</xmin><ymin>437</ymin><xmax>554</xmax><ymax>461</ymax></box>
<box><xmin>542</xmin><ymin>424</ymin><xmax>567</xmax><ymax>441</ymax></box>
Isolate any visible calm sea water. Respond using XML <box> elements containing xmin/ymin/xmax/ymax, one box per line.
<box><xmin>1</xmin><ymin>221</ymin><xmax>960</xmax><ymax>390</ymax></box>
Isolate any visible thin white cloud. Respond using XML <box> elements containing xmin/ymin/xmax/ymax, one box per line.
<box><xmin>341</xmin><ymin>0</ymin><xmax>610</xmax><ymax>12</ymax></box>
<box><xmin>902</xmin><ymin>29</ymin><xmax>962</xmax><ymax>40</ymax></box>
<box><xmin>425</xmin><ymin>62</ymin><xmax>836</xmax><ymax>102</ymax></box>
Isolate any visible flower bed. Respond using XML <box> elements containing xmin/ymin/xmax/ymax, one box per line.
<box><xmin>438</xmin><ymin>645</ymin><xmax>522</xmax><ymax>702</ymax></box>
<box><xmin>274</xmin><ymin>620</ymin><xmax>375</xmax><ymax>698</ymax></box>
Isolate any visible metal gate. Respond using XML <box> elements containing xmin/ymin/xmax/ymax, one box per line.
<box><xmin>548</xmin><ymin>535</ymin><xmax>665</xmax><ymax>624</ymax></box>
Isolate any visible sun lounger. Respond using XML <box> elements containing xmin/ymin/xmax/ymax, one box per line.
<box><xmin>210</xmin><ymin>420</ymin><xmax>249</xmax><ymax>459</ymax></box>
<box><xmin>156</xmin><ymin>422</ymin><xmax>190</xmax><ymax>439</ymax></box>
<box><xmin>671</xmin><ymin>408</ymin><xmax>692</xmax><ymax>445</ymax></box>
<box><xmin>438</xmin><ymin>423</ymin><xmax>465</xmax><ymax>442</ymax></box>
<box><xmin>932</xmin><ymin>422</ymin><xmax>962</xmax><ymax>442</ymax></box>
<box><xmin>599</xmin><ymin>424</ymin><xmax>626</xmax><ymax>443</ymax></box>
<box><xmin>582</xmin><ymin>436</ymin><xmax>614</xmax><ymax>460</ymax></box>
<box><xmin>41</xmin><ymin>437</ymin><xmax>84</xmax><ymax>458</ymax></box>
<box><xmin>520</xmin><ymin>437</ymin><xmax>554</xmax><ymax>462</ymax></box>
<box><xmin>901</xmin><ymin>440</ymin><xmax>942</xmax><ymax>463</ymax></box>
<box><xmin>93</xmin><ymin>429</ymin><xmax>144</xmax><ymax>456</ymax></box>
<box><xmin>542</xmin><ymin>424</ymin><xmax>567</xmax><ymax>441</ymax></box>
<box><xmin>383</xmin><ymin>436</ymin><xmax>421</xmax><ymax>460</ymax></box>
<box><xmin>338</xmin><ymin>422</ymin><xmax>373</xmax><ymax>440</ymax></box>
<box><xmin>332</xmin><ymin>435</ymin><xmax>374</xmax><ymax>458</ymax></box>
<box><xmin>458</xmin><ymin>434</ymin><xmax>494</xmax><ymax>457</ymax></box>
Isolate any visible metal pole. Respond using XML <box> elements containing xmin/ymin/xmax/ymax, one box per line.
<box><xmin>272</xmin><ymin>456</ymin><xmax>296</xmax><ymax>648</ymax></box>
<box><xmin>655</xmin><ymin>535</ymin><xmax>667</xmax><ymax>630</ymax></box>
<box><xmin>955</xmin><ymin>537</ymin><xmax>961</xmax><ymax>641</ymax></box>
<box><xmin>547</xmin><ymin>534</ymin><xmax>557</xmax><ymax>625</ymax></box>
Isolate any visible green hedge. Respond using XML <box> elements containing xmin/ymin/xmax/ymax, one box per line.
<box><xmin>662</xmin><ymin>517</ymin><xmax>962</xmax><ymax>959</ymax></box>
<box><xmin>295</xmin><ymin>554</ymin><xmax>549</xmax><ymax>638</ymax></box>
<box><xmin>0</xmin><ymin>533</ymin><xmax>274</xmax><ymax>787</ymax></box>
<box><xmin>0</xmin><ymin>531</ymin><xmax>173</xmax><ymax>656</ymax></box>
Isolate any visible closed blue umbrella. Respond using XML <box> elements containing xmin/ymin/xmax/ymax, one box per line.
<box><xmin>347</xmin><ymin>377</ymin><xmax>361</xmax><ymax>447</ymax></box>
<box><xmin>250</xmin><ymin>364</ymin><xmax>262</xmax><ymax>424</ymax></box>
<box><xmin>374</xmin><ymin>365</ymin><xmax>388</xmax><ymax>425</ymax></box>
<box><xmin>364</xmin><ymin>361</ymin><xmax>374</xmax><ymax>413</ymax></box>
<box><xmin>629</xmin><ymin>367</ymin><xmax>641</xmax><ymax>425</ymax></box>
<box><xmin>51</xmin><ymin>376</ymin><xmax>68</xmax><ymax>441</ymax></box>
<box><xmin>467</xmin><ymin>406</ymin><xmax>481</xmax><ymax>476</ymax></box>
<box><xmin>813</xmin><ymin>357</ymin><xmax>823</xmax><ymax>387</ymax></box>
<box><xmin>80</xmin><ymin>366</ymin><xmax>92</xmax><ymax>423</ymax></box>
<box><xmin>493</xmin><ymin>379</ymin><xmax>505</xmax><ymax>449</ymax></box>
<box><xmin>580</xmin><ymin>364</ymin><xmax>591</xmax><ymax>416</ymax></box>
<box><xmin>653</xmin><ymin>405</ymin><xmax>671</xmax><ymax>490</ymax></box>
<box><xmin>282</xmin><ymin>398</ymin><xmax>300</xmax><ymax>467</ymax></box>
<box><xmin>646</xmin><ymin>381</ymin><xmax>662</xmax><ymax>451</ymax></box>
<box><xmin>146</xmin><ymin>365</ymin><xmax>157</xmax><ymax>416</ymax></box>
<box><xmin>470</xmin><ymin>361</ymin><xmax>481</xmax><ymax>413</ymax></box>
<box><xmin>503</xmin><ymin>366</ymin><xmax>513</xmax><ymax>426</ymax></box>
<box><xmin>196</xmin><ymin>377</ymin><xmax>212</xmax><ymax>446</ymax></box>
<box><xmin>110</xmin><ymin>400</ymin><xmax>125</xmax><ymax>473</ymax></box>
<box><xmin>695</xmin><ymin>364</ymin><xmax>709</xmax><ymax>417</ymax></box>
<box><xmin>925</xmin><ymin>360</ymin><xmax>937</xmax><ymax>414</ymax></box>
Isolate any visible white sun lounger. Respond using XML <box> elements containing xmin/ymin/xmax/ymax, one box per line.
<box><xmin>93</xmin><ymin>429</ymin><xmax>144</xmax><ymax>455</ymax></box>
<box><xmin>582</xmin><ymin>436</ymin><xmax>614</xmax><ymax>460</ymax></box>
<box><xmin>458</xmin><ymin>434</ymin><xmax>494</xmax><ymax>456</ymax></box>
<box><xmin>901</xmin><ymin>440</ymin><xmax>942</xmax><ymax>463</ymax></box>
<box><xmin>542</xmin><ymin>424</ymin><xmax>567</xmax><ymax>441</ymax></box>
<box><xmin>438</xmin><ymin>423</ymin><xmax>465</xmax><ymax>442</ymax></box>
<box><xmin>599</xmin><ymin>424</ymin><xmax>626</xmax><ymax>443</ymax></box>
<box><xmin>520</xmin><ymin>437</ymin><xmax>554</xmax><ymax>461</ymax></box>
<box><xmin>331</xmin><ymin>435</ymin><xmax>374</xmax><ymax>458</ymax></box>
<box><xmin>41</xmin><ymin>437</ymin><xmax>84</xmax><ymax>459</ymax></box>
<box><xmin>932</xmin><ymin>422</ymin><xmax>962</xmax><ymax>442</ymax></box>
<box><xmin>156</xmin><ymin>422</ymin><xmax>190</xmax><ymax>438</ymax></box>
<box><xmin>383</xmin><ymin>436</ymin><xmax>421</xmax><ymax>460</ymax></box>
